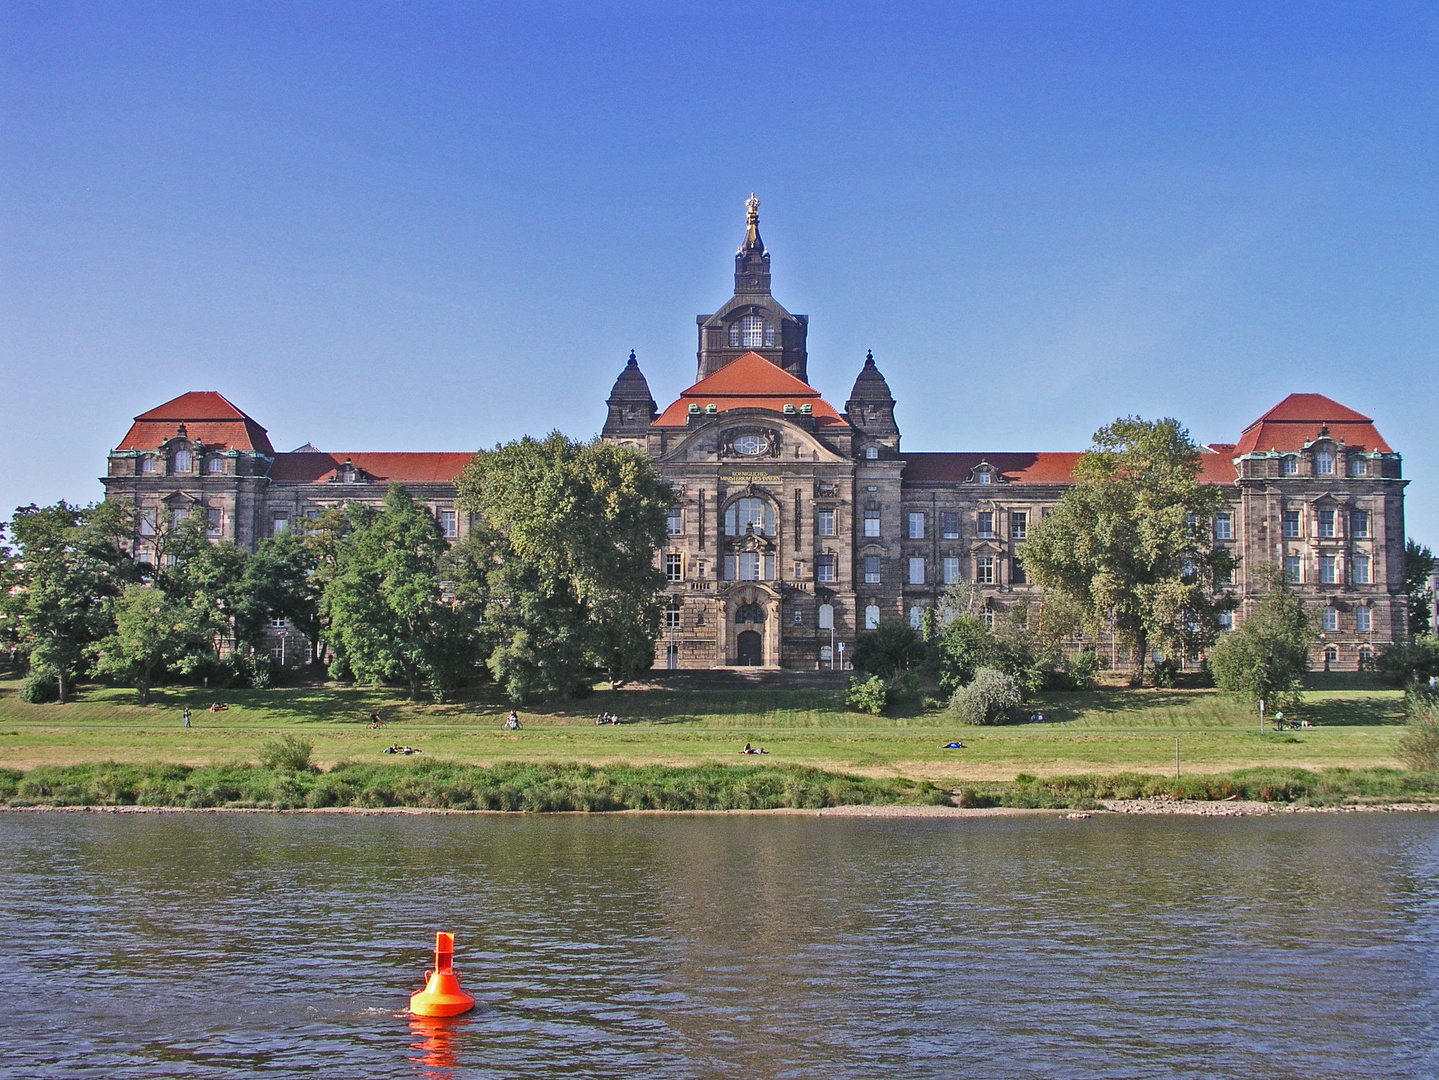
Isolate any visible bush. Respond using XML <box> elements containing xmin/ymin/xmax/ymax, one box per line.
<box><xmin>884</xmin><ymin>670</ymin><xmax>923</xmax><ymax>706</ymax></box>
<box><xmin>18</xmin><ymin>670</ymin><xmax>59</xmax><ymax>704</ymax></box>
<box><xmin>1397</xmin><ymin>691</ymin><xmax>1439</xmax><ymax>773</ymax></box>
<box><xmin>1150</xmin><ymin>658</ymin><xmax>1181</xmax><ymax>688</ymax></box>
<box><xmin>258</xmin><ymin>734</ymin><xmax>316</xmax><ymax>772</ymax></box>
<box><xmin>948</xmin><ymin>667</ymin><xmax>1023</xmax><ymax>725</ymax></box>
<box><xmin>845</xmin><ymin>675</ymin><xmax>889</xmax><ymax>716</ymax></box>
<box><xmin>1047</xmin><ymin>649</ymin><xmax>1100</xmax><ymax>691</ymax></box>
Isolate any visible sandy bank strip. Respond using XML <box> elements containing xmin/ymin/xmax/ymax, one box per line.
<box><xmin>4</xmin><ymin>801</ymin><xmax>1439</xmax><ymax>818</ymax></box>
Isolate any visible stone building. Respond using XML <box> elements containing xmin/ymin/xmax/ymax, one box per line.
<box><xmin>101</xmin><ymin>197</ymin><xmax>1410</xmax><ymax>672</ymax></box>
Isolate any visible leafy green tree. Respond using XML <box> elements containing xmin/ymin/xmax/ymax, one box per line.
<box><xmin>1403</xmin><ymin>539</ymin><xmax>1436</xmax><ymax>637</ymax></box>
<box><xmin>1022</xmin><ymin>416</ymin><xmax>1236</xmax><ymax>685</ymax></box>
<box><xmin>853</xmin><ymin>620</ymin><xmax>927</xmax><ymax>678</ymax></box>
<box><xmin>457</xmin><ymin>434</ymin><xmax>671</xmax><ymax>699</ymax></box>
<box><xmin>92</xmin><ymin>585</ymin><xmax>209</xmax><ymax>704</ymax></box>
<box><xmin>247</xmin><ymin>531</ymin><xmax>322</xmax><ymax>659</ymax></box>
<box><xmin>948</xmin><ymin>667</ymin><xmax>1024</xmax><ymax>725</ymax></box>
<box><xmin>324</xmin><ymin>485</ymin><xmax>481</xmax><ymax>700</ymax></box>
<box><xmin>937</xmin><ymin>615</ymin><xmax>997</xmax><ymax>694</ymax></box>
<box><xmin>1208</xmin><ymin>564</ymin><xmax>1314</xmax><ymax>716</ymax></box>
<box><xmin>1</xmin><ymin>501</ymin><xmax>138</xmax><ymax>702</ymax></box>
<box><xmin>157</xmin><ymin>515</ymin><xmax>262</xmax><ymax>644</ymax></box>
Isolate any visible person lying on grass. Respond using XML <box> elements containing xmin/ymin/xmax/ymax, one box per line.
<box><xmin>741</xmin><ymin>743</ymin><xmax>769</xmax><ymax>755</ymax></box>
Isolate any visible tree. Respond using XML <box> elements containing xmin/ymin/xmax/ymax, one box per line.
<box><xmin>1404</xmin><ymin>539</ymin><xmax>1436</xmax><ymax>637</ymax></box>
<box><xmin>1</xmin><ymin>501</ymin><xmax>138</xmax><ymax>702</ymax></box>
<box><xmin>457</xmin><ymin>434</ymin><xmax>671</xmax><ymax>699</ymax></box>
<box><xmin>324</xmin><ymin>485</ymin><xmax>481</xmax><ymax>700</ymax></box>
<box><xmin>92</xmin><ymin>585</ymin><xmax>209</xmax><ymax>704</ymax></box>
<box><xmin>853</xmin><ymin>620</ymin><xmax>927</xmax><ymax>678</ymax></box>
<box><xmin>1208</xmin><ymin>564</ymin><xmax>1314</xmax><ymax>716</ymax></box>
<box><xmin>247</xmin><ymin>531</ymin><xmax>322</xmax><ymax>660</ymax></box>
<box><xmin>1022</xmin><ymin>416</ymin><xmax>1236</xmax><ymax>685</ymax></box>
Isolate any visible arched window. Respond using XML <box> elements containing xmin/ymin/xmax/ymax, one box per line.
<box><xmin>735</xmin><ymin>602</ymin><xmax>766</xmax><ymax>624</ymax></box>
<box><xmin>206</xmin><ymin>456</ymin><xmax>224</xmax><ymax>474</ymax></box>
<box><xmin>1324</xmin><ymin>645</ymin><xmax>1339</xmax><ymax>664</ymax></box>
<box><xmin>1358</xmin><ymin>645</ymin><xmax>1374</xmax><ymax>670</ymax></box>
<box><xmin>171</xmin><ymin>450</ymin><xmax>192</xmax><ymax>473</ymax></box>
<box><xmin>864</xmin><ymin>604</ymin><xmax>880</xmax><ymax>630</ymax></box>
<box><xmin>865</xmin><ymin>445</ymin><xmax>879</xmax><ymax>460</ymax></box>
<box><xmin>909</xmin><ymin>606</ymin><xmax>924</xmax><ymax>630</ymax></box>
<box><xmin>818</xmin><ymin>603</ymin><xmax>834</xmax><ymax>630</ymax></box>
<box><xmin>139</xmin><ymin>456</ymin><xmax>156</xmax><ymax>475</ymax></box>
<box><xmin>724</xmin><ymin>497</ymin><xmax>775</xmax><ymax>536</ymax></box>
<box><xmin>1349</xmin><ymin>457</ymin><xmax>1368</xmax><ymax>477</ymax></box>
<box><xmin>729</xmin><ymin>314</ymin><xmax>775</xmax><ymax>348</ymax></box>
<box><xmin>1315</xmin><ymin>451</ymin><xmax>1334</xmax><ymax>475</ymax></box>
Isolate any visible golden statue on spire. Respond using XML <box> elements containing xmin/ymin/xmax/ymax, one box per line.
<box><xmin>746</xmin><ymin>192</ymin><xmax>760</xmax><ymax>224</ymax></box>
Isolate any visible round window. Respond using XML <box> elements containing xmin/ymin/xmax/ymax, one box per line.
<box><xmin>733</xmin><ymin>434</ymin><xmax>767</xmax><ymax>456</ymax></box>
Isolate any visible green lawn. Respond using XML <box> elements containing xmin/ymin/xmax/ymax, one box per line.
<box><xmin>0</xmin><ymin>677</ymin><xmax>1407</xmax><ymax>783</ymax></box>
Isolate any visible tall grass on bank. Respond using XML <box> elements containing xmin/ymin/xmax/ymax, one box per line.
<box><xmin>954</xmin><ymin>766</ymin><xmax>1439</xmax><ymax>809</ymax></box>
<box><xmin>0</xmin><ymin>760</ymin><xmax>952</xmax><ymax>812</ymax></box>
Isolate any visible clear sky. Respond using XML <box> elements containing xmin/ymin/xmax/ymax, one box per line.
<box><xmin>2</xmin><ymin>1</ymin><xmax>1435</xmax><ymax>545</ymax></box>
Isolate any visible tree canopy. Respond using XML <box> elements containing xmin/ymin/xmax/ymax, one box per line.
<box><xmin>1021</xmin><ymin>416</ymin><xmax>1236</xmax><ymax>685</ymax></box>
<box><xmin>1404</xmin><ymin>539</ymin><xmax>1436</xmax><ymax>637</ymax></box>
<box><xmin>1208</xmin><ymin>564</ymin><xmax>1314</xmax><ymax>715</ymax></box>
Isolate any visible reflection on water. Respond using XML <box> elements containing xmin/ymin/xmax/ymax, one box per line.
<box><xmin>0</xmin><ymin>812</ymin><xmax>1436</xmax><ymax>1079</ymax></box>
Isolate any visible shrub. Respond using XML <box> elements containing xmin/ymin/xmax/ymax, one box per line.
<box><xmin>18</xmin><ymin>670</ymin><xmax>59</xmax><ymax>704</ymax></box>
<box><xmin>1397</xmin><ymin>691</ymin><xmax>1439</xmax><ymax>773</ymax></box>
<box><xmin>1150</xmin><ymin>658</ymin><xmax>1181</xmax><ymax>688</ymax></box>
<box><xmin>884</xmin><ymin>670</ymin><xmax>923</xmax><ymax>706</ymax></box>
<box><xmin>948</xmin><ymin>667</ymin><xmax>1023</xmax><ymax>725</ymax></box>
<box><xmin>1065</xmin><ymin>650</ymin><xmax>1100</xmax><ymax>689</ymax></box>
<box><xmin>258</xmin><ymin>734</ymin><xmax>316</xmax><ymax>772</ymax></box>
<box><xmin>845</xmin><ymin>675</ymin><xmax>888</xmax><ymax>716</ymax></box>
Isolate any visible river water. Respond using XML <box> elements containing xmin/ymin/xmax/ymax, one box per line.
<box><xmin>0</xmin><ymin>811</ymin><xmax>1435</xmax><ymax>1079</ymax></box>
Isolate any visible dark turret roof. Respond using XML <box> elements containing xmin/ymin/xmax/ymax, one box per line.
<box><xmin>848</xmin><ymin>350</ymin><xmax>894</xmax><ymax>403</ymax></box>
<box><xmin>607</xmin><ymin>350</ymin><xmax>658</xmax><ymax>408</ymax></box>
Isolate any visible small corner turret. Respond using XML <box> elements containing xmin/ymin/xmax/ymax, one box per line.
<box><xmin>601</xmin><ymin>349</ymin><xmax>658</xmax><ymax>446</ymax></box>
<box><xmin>846</xmin><ymin>350</ymin><xmax>900</xmax><ymax>451</ymax></box>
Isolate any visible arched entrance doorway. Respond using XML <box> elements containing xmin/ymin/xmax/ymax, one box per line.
<box><xmin>736</xmin><ymin>630</ymin><xmax>763</xmax><ymax>666</ymax></box>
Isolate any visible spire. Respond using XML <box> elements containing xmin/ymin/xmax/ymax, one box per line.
<box><xmin>601</xmin><ymin>349</ymin><xmax>657</xmax><ymax>443</ymax></box>
<box><xmin>734</xmin><ymin>192</ymin><xmax>771</xmax><ymax>295</ymax></box>
<box><xmin>847</xmin><ymin>350</ymin><xmax>899</xmax><ymax>446</ymax></box>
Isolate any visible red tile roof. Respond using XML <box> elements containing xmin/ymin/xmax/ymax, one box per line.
<box><xmin>903</xmin><ymin>450</ymin><xmax>1237</xmax><ymax>486</ymax></box>
<box><xmin>653</xmin><ymin>352</ymin><xmax>848</xmax><ymax>427</ymax></box>
<box><xmin>268</xmin><ymin>451</ymin><xmax>476</xmax><ymax>486</ymax></box>
<box><xmin>1233</xmin><ymin>393</ymin><xmax>1391</xmax><ymax>455</ymax></box>
<box><xmin>116</xmin><ymin>392</ymin><xmax>275</xmax><ymax>454</ymax></box>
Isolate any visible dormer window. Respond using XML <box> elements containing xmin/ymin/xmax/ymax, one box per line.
<box><xmin>977</xmin><ymin>470</ymin><xmax>992</xmax><ymax>484</ymax></box>
<box><xmin>1315</xmin><ymin>451</ymin><xmax>1334</xmax><ymax>475</ymax></box>
<box><xmin>729</xmin><ymin>315</ymin><xmax>775</xmax><ymax>348</ymax></box>
<box><xmin>865</xmin><ymin>445</ymin><xmax>879</xmax><ymax>460</ymax></box>
<box><xmin>1282</xmin><ymin>457</ymin><xmax>1299</xmax><ymax>475</ymax></box>
<box><xmin>171</xmin><ymin>450</ymin><xmax>192</xmax><ymax>473</ymax></box>
<box><xmin>1349</xmin><ymin>457</ymin><xmax>1367</xmax><ymax>477</ymax></box>
<box><xmin>140</xmin><ymin>456</ymin><xmax>156</xmax><ymax>474</ymax></box>
<box><xmin>206</xmin><ymin>456</ymin><xmax>225</xmax><ymax>474</ymax></box>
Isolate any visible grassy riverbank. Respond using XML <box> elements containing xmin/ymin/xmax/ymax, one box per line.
<box><xmin>0</xmin><ymin>677</ymin><xmax>1409</xmax><ymax>783</ymax></box>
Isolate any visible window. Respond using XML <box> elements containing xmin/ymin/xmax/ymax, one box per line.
<box><xmin>1324</xmin><ymin>645</ymin><xmax>1339</xmax><ymax>665</ymax></box>
<box><xmin>1283</xmin><ymin>457</ymin><xmax>1299</xmax><ymax>476</ymax></box>
<box><xmin>943</xmin><ymin>556</ymin><xmax>961</xmax><ymax>585</ymax></box>
<box><xmin>140</xmin><ymin>456</ymin><xmax>156</xmax><ymax>474</ymax></box>
<box><xmin>1349</xmin><ymin>457</ymin><xmax>1369</xmax><ymax>477</ymax></box>
<box><xmin>1319</xmin><ymin>555</ymin><xmax>1337</xmax><ymax>584</ymax></box>
<box><xmin>730</xmin><ymin>315</ymin><xmax>774</xmax><ymax>348</ymax></box>
<box><xmin>1282</xmin><ymin>510</ymin><xmax>1301</xmax><ymax>538</ymax></box>
<box><xmin>171</xmin><ymin>507</ymin><xmax>189</xmax><ymax>527</ymax></box>
<box><xmin>1011</xmin><ymin>511</ymin><xmax>1027</xmax><ymax>540</ymax></box>
<box><xmin>172</xmin><ymin>450</ymin><xmax>192</xmax><ymax>473</ymax></box>
<box><xmin>818</xmin><ymin>603</ymin><xmax>834</xmax><ymax>630</ymax></box>
<box><xmin>1181</xmin><ymin>557</ymin><xmax>1197</xmax><ymax>580</ymax></box>
<box><xmin>907</xmin><ymin>512</ymin><xmax>925</xmax><ymax>539</ymax></box>
<box><xmin>138</xmin><ymin>509</ymin><xmax>156</xmax><ymax>537</ymax></box>
<box><xmin>1352</xmin><ymin>555</ymin><xmax>1371</xmax><ymax>585</ymax></box>
<box><xmin>816</xmin><ymin>509</ymin><xmax>836</xmax><ymax>537</ymax></box>
<box><xmin>865</xmin><ymin>445</ymin><xmax>879</xmax><ymax>460</ymax></box>
<box><xmin>1011</xmin><ymin>556</ymin><xmax>1027</xmax><ymax>585</ymax></box>
<box><xmin>979</xmin><ymin>609</ymin><xmax>995</xmax><ymax>628</ymax></box>
<box><xmin>864</xmin><ymin>509</ymin><xmax>881</xmax><ymax>537</ymax></box>
<box><xmin>1217</xmin><ymin>563</ymin><xmax>1234</xmax><ymax>586</ymax></box>
<box><xmin>1218</xmin><ymin>611</ymin><xmax>1234</xmax><ymax>632</ymax></box>
<box><xmin>206</xmin><ymin>456</ymin><xmax>224</xmax><ymax>474</ymax></box>
<box><xmin>1356</xmin><ymin>607</ymin><xmax>1371</xmax><ymax>632</ymax></box>
<box><xmin>1323</xmin><ymin>607</ymin><xmax>1339</xmax><ymax>631</ymax></box>
<box><xmin>1359</xmin><ymin>645</ymin><xmax>1374</xmax><ymax>669</ymax></box>
<box><xmin>908</xmin><ymin>557</ymin><xmax>925</xmax><ymax>585</ymax></box>
<box><xmin>725</xmin><ymin>497</ymin><xmax>775</xmax><ymax>536</ymax></box>
<box><xmin>793</xmin><ymin>608</ymin><xmax>803</xmax><ymax>626</ymax></box>
<box><xmin>696</xmin><ymin>609</ymin><xmax>705</xmax><ymax>627</ymax></box>
<box><xmin>732</xmin><ymin>433</ymin><xmax>767</xmax><ymax>456</ymax></box>
<box><xmin>1350</xmin><ymin>510</ymin><xmax>1370</xmax><ymax>538</ymax></box>
<box><xmin>1284</xmin><ymin>555</ymin><xmax>1301</xmax><ymax>583</ymax></box>
<box><xmin>977</xmin><ymin>471</ymin><xmax>993</xmax><ymax>485</ymax></box>
<box><xmin>440</xmin><ymin>510</ymin><xmax>458</xmax><ymax>539</ymax></box>
<box><xmin>1214</xmin><ymin>513</ymin><xmax>1232</xmax><ymax>540</ymax></box>
<box><xmin>864</xmin><ymin>605</ymin><xmax>880</xmax><ymax>630</ymax></box>
<box><xmin>667</xmin><ymin>507</ymin><xmax>683</xmax><ymax>536</ymax></box>
<box><xmin>941</xmin><ymin>512</ymin><xmax>960</xmax><ymax>539</ymax></box>
<box><xmin>696</xmin><ymin>561</ymin><xmax>706</xmax><ymax>579</ymax></box>
<box><xmin>820</xmin><ymin>645</ymin><xmax>833</xmax><ymax>662</ymax></box>
<box><xmin>793</xmin><ymin>561</ymin><xmax>804</xmax><ymax>578</ymax></box>
<box><xmin>205</xmin><ymin>508</ymin><xmax>222</xmax><ymax>537</ymax></box>
<box><xmin>723</xmin><ymin>552</ymin><xmax>765</xmax><ymax>581</ymax></box>
<box><xmin>910</xmin><ymin>606</ymin><xmax>924</xmax><ymax>630</ymax></box>
<box><xmin>1315</xmin><ymin>451</ymin><xmax>1334</xmax><ymax>475</ymax></box>
<box><xmin>270</xmin><ymin>616</ymin><xmax>287</xmax><ymax>629</ymax></box>
<box><xmin>665</xmin><ymin>553</ymin><xmax>683</xmax><ymax>582</ymax></box>
<box><xmin>976</xmin><ymin>555</ymin><xmax>996</xmax><ymax>585</ymax></box>
<box><xmin>863</xmin><ymin>555</ymin><xmax>882</xmax><ymax>584</ymax></box>
<box><xmin>817</xmin><ymin>554</ymin><xmax>836</xmax><ymax>583</ymax></box>
<box><xmin>271</xmin><ymin>511</ymin><xmax>289</xmax><ymax>535</ymax></box>
<box><xmin>977</xmin><ymin>511</ymin><xmax>994</xmax><ymax>538</ymax></box>
<box><xmin>1318</xmin><ymin>509</ymin><xmax>1335</xmax><ymax>538</ymax></box>
<box><xmin>664</xmin><ymin>602</ymin><xmax>681</xmax><ymax>630</ymax></box>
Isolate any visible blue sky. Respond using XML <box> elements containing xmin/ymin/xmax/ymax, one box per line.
<box><xmin>2</xmin><ymin>1</ymin><xmax>1436</xmax><ymax>545</ymax></box>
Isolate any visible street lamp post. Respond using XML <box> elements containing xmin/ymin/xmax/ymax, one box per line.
<box><xmin>279</xmin><ymin>631</ymin><xmax>288</xmax><ymax>668</ymax></box>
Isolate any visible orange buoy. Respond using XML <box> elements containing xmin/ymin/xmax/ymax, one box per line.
<box><xmin>409</xmin><ymin>932</ymin><xmax>475</xmax><ymax>1017</ymax></box>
